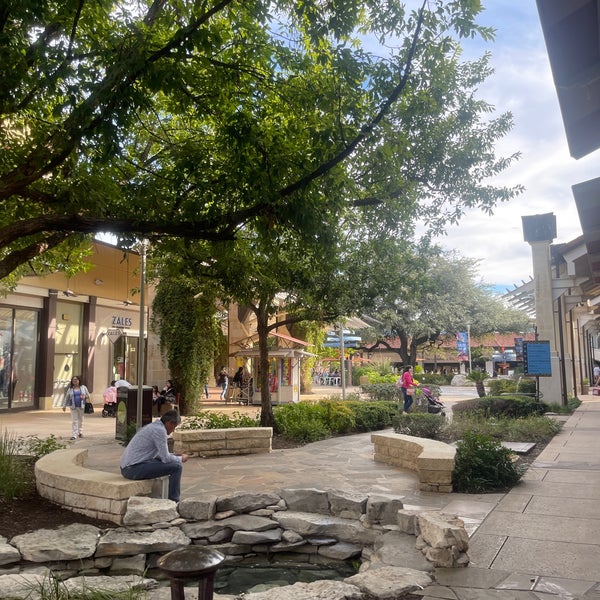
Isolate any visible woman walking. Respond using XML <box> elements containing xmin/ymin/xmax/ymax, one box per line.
<box><xmin>398</xmin><ymin>366</ymin><xmax>418</xmax><ymax>414</ymax></box>
<box><xmin>62</xmin><ymin>375</ymin><xmax>91</xmax><ymax>440</ymax></box>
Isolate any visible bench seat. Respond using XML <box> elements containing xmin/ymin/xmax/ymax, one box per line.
<box><xmin>35</xmin><ymin>448</ymin><xmax>167</xmax><ymax>525</ymax></box>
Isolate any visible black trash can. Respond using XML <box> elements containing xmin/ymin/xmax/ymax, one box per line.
<box><xmin>115</xmin><ymin>385</ymin><xmax>153</xmax><ymax>441</ymax></box>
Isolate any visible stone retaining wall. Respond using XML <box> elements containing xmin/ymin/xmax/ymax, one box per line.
<box><xmin>35</xmin><ymin>449</ymin><xmax>167</xmax><ymax>524</ymax></box>
<box><xmin>172</xmin><ymin>427</ymin><xmax>272</xmax><ymax>457</ymax></box>
<box><xmin>0</xmin><ymin>489</ymin><xmax>470</xmax><ymax>600</ymax></box>
<box><xmin>371</xmin><ymin>432</ymin><xmax>455</xmax><ymax>492</ymax></box>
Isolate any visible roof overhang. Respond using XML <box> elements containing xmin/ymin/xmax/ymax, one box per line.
<box><xmin>536</xmin><ymin>0</ymin><xmax>600</xmax><ymax>158</ymax></box>
<box><xmin>573</xmin><ymin>177</ymin><xmax>600</xmax><ymax>295</ymax></box>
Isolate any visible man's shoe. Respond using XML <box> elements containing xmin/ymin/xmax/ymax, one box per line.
<box><xmin>79</xmin><ymin>433</ymin><xmax>83</xmax><ymax>438</ymax></box>
<box><xmin>70</xmin><ymin>436</ymin><xmax>77</xmax><ymax>440</ymax></box>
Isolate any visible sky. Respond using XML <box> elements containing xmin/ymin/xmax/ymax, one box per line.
<box><xmin>426</xmin><ymin>1</ymin><xmax>600</xmax><ymax>293</ymax></box>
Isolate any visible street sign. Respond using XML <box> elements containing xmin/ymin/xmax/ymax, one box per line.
<box><xmin>523</xmin><ymin>341</ymin><xmax>552</xmax><ymax>376</ymax></box>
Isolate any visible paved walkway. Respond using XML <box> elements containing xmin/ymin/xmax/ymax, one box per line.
<box><xmin>1</xmin><ymin>390</ymin><xmax>600</xmax><ymax>598</ymax></box>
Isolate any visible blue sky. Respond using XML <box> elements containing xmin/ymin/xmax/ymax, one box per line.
<box><xmin>426</xmin><ymin>0</ymin><xmax>600</xmax><ymax>292</ymax></box>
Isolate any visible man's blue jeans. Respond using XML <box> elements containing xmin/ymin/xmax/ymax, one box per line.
<box><xmin>121</xmin><ymin>459</ymin><xmax>182</xmax><ymax>502</ymax></box>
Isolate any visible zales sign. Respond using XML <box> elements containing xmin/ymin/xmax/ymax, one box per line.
<box><xmin>106</xmin><ymin>329</ymin><xmax>124</xmax><ymax>344</ymax></box>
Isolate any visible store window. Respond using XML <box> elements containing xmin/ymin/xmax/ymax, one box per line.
<box><xmin>111</xmin><ymin>334</ymin><xmax>145</xmax><ymax>385</ymax></box>
<box><xmin>0</xmin><ymin>307</ymin><xmax>39</xmax><ymax>410</ymax></box>
<box><xmin>52</xmin><ymin>301</ymin><xmax>83</xmax><ymax>408</ymax></box>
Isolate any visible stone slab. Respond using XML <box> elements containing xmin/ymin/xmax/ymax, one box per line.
<box><xmin>510</xmin><ymin>479</ymin><xmax>600</xmax><ymax>500</ymax></box>
<box><xmin>433</xmin><ymin>566</ymin><xmax>510</xmax><ymax>589</ymax></box>
<box><xmin>465</xmin><ymin>533</ymin><xmax>507</xmax><ymax>569</ymax></box>
<box><xmin>525</xmin><ymin>495</ymin><xmax>600</xmax><ymax>519</ymax></box>
<box><xmin>500</xmin><ymin>442</ymin><xmax>535</xmax><ymax>454</ymax></box>
<box><xmin>494</xmin><ymin>494</ymin><xmax>532</xmax><ymax>513</ymax></box>
<box><xmin>479</xmin><ymin>511</ymin><xmax>600</xmax><ymax>545</ymax></box>
<box><xmin>491</xmin><ymin>537</ymin><xmax>600</xmax><ymax>580</ymax></box>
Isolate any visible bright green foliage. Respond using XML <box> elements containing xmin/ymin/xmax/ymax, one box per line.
<box><xmin>452</xmin><ymin>396</ymin><xmax>547</xmax><ymax>419</ymax></box>
<box><xmin>344</xmin><ymin>401</ymin><xmax>398</xmax><ymax>431</ymax></box>
<box><xmin>150</xmin><ymin>275</ymin><xmax>222</xmax><ymax>413</ymax></box>
<box><xmin>446</xmin><ymin>413</ymin><xmax>561</xmax><ymax>443</ymax></box>
<box><xmin>273</xmin><ymin>399</ymin><xmax>397</xmax><ymax>442</ymax></box>
<box><xmin>180</xmin><ymin>411</ymin><xmax>260</xmax><ymax>430</ymax></box>
<box><xmin>273</xmin><ymin>403</ymin><xmax>333</xmax><ymax>443</ymax></box>
<box><xmin>360</xmin><ymin>383</ymin><xmax>403</xmax><ymax>402</ymax></box>
<box><xmin>392</xmin><ymin>413</ymin><xmax>446</xmax><ymax>439</ymax></box>
<box><xmin>0</xmin><ymin>0</ymin><xmax>520</xmax><ymax>288</ymax></box>
<box><xmin>0</xmin><ymin>428</ymin><xmax>33</xmax><ymax>500</ymax></box>
<box><xmin>20</xmin><ymin>434</ymin><xmax>66</xmax><ymax>459</ymax></box>
<box><xmin>452</xmin><ymin>432</ymin><xmax>525</xmax><ymax>493</ymax></box>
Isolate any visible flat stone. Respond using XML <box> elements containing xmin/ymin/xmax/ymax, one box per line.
<box><xmin>346</xmin><ymin>565</ymin><xmax>432</xmax><ymax>599</ymax></box>
<box><xmin>501</xmin><ymin>442</ymin><xmax>535</xmax><ymax>454</ymax></box>
<box><xmin>11</xmin><ymin>524</ymin><xmax>100</xmax><ymax>562</ymax></box>
<box><xmin>242</xmin><ymin>579</ymin><xmax>363</xmax><ymax>599</ymax></box>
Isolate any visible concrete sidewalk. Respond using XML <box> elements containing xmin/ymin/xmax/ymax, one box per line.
<box><xmin>1</xmin><ymin>393</ymin><xmax>600</xmax><ymax>597</ymax></box>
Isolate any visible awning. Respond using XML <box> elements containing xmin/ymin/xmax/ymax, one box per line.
<box><xmin>232</xmin><ymin>348</ymin><xmax>315</xmax><ymax>358</ymax></box>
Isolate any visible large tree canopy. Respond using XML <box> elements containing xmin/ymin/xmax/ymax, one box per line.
<box><xmin>0</xmin><ymin>0</ymin><xmax>521</xmax><ymax>287</ymax></box>
<box><xmin>367</xmin><ymin>242</ymin><xmax>531</xmax><ymax>366</ymax></box>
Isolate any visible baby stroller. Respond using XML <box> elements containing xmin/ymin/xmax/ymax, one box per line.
<box><xmin>102</xmin><ymin>384</ymin><xmax>118</xmax><ymax>418</ymax></box>
<box><xmin>102</xmin><ymin>398</ymin><xmax>117</xmax><ymax>418</ymax></box>
<box><xmin>420</xmin><ymin>386</ymin><xmax>446</xmax><ymax>417</ymax></box>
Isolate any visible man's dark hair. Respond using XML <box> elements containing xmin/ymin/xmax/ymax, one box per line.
<box><xmin>161</xmin><ymin>409</ymin><xmax>181</xmax><ymax>425</ymax></box>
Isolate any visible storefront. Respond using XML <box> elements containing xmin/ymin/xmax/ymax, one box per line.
<box><xmin>0</xmin><ymin>241</ymin><xmax>165</xmax><ymax>412</ymax></box>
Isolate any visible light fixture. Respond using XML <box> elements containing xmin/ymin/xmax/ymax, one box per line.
<box><xmin>94</xmin><ymin>278</ymin><xmax>104</xmax><ymax>285</ymax></box>
<box><xmin>63</xmin><ymin>289</ymin><xmax>77</xmax><ymax>297</ymax></box>
<box><xmin>123</xmin><ymin>299</ymin><xmax>133</xmax><ymax>306</ymax></box>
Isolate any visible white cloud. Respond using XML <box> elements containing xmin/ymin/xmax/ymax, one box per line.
<box><xmin>428</xmin><ymin>0</ymin><xmax>600</xmax><ymax>289</ymax></box>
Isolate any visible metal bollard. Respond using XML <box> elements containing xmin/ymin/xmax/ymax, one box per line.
<box><xmin>157</xmin><ymin>546</ymin><xmax>226</xmax><ymax>600</ymax></box>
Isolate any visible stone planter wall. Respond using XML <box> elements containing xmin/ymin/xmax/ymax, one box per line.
<box><xmin>0</xmin><ymin>488</ymin><xmax>470</xmax><ymax>600</ymax></box>
<box><xmin>172</xmin><ymin>427</ymin><xmax>272</xmax><ymax>457</ymax></box>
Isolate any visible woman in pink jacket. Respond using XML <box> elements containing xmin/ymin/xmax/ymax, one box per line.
<box><xmin>397</xmin><ymin>366</ymin><xmax>417</xmax><ymax>413</ymax></box>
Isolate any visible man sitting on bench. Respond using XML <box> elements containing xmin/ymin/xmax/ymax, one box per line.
<box><xmin>120</xmin><ymin>410</ymin><xmax>189</xmax><ymax>503</ymax></box>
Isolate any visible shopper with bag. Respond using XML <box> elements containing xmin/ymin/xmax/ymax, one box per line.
<box><xmin>62</xmin><ymin>375</ymin><xmax>91</xmax><ymax>439</ymax></box>
<box><xmin>397</xmin><ymin>366</ymin><xmax>418</xmax><ymax>414</ymax></box>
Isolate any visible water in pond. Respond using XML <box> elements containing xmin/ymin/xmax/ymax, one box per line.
<box><xmin>214</xmin><ymin>561</ymin><xmax>357</xmax><ymax>595</ymax></box>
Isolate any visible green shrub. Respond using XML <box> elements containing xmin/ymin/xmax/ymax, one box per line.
<box><xmin>0</xmin><ymin>428</ymin><xmax>33</xmax><ymax>501</ymax></box>
<box><xmin>487</xmin><ymin>379</ymin><xmax>517</xmax><ymax>395</ymax></box>
<box><xmin>418</xmin><ymin>373</ymin><xmax>452</xmax><ymax>386</ymax></box>
<box><xmin>318</xmin><ymin>400</ymin><xmax>356</xmax><ymax>434</ymax></box>
<box><xmin>345</xmin><ymin>401</ymin><xmax>398</xmax><ymax>431</ymax></box>
<box><xmin>360</xmin><ymin>383</ymin><xmax>402</xmax><ymax>402</ymax></box>
<box><xmin>544</xmin><ymin>396</ymin><xmax>581</xmax><ymax>414</ymax></box>
<box><xmin>392</xmin><ymin>413</ymin><xmax>446</xmax><ymax>439</ymax></box>
<box><xmin>20</xmin><ymin>434</ymin><xmax>66</xmax><ymax>458</ymax></box>
<box><xmin>452</xmin><ymin>396</ymin><xmax>547</xmax><ymax>419</ymax></box>
<box><xmin>273</xmin><ymin>402</ymin><xmax>331</xmax><ymax>443</ymax></box>
<box><xmin>452</xmin><ymin>431</ymin><xmax>525</xmax><ymax>493</ymax></box>
<box><xmin>180</xmin><ymin>410</ymin><xmax>260</xmax><ymax>430</ymax></box>
<box><xmin>446</xmin><ymin>413</ymin><xmax>561</xmax><ymax>443</ymax></box>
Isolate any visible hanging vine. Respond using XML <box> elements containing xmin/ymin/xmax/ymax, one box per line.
<box><xmin>151</xmin><ymin>275</ymin><xmax>221</xmax><ymax>414</ymax></box>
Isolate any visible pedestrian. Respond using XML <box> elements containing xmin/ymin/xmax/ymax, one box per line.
<box><xmin>594</xmin><ymin>363</ymin><xmax>600</xmax><ymax>387</ymax></box>
<box><xmin>62</xmin><ymin>375</ymin><xmax>91</xmax><ymax>440</ymax></box>
<box><xmin>218</xmin><ymin>366</ymin><xmax>228</xmax><ymax>400</ymax></box>
<box><xmin>157</xmin><ymin>379</ymin><xmax>176</xmax><ymax>414</ymax></box>
<box><xmin>397</xmin><ymin>366</ymin><xmax>418</xmax><ymax>413</ymax></box>
<box><xmin>119</xmin><ymin>409</ymin><xmax>189</xmax><ymax>503</ymax></box>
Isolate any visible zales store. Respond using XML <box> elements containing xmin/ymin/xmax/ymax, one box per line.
<box><xmin>0</xmin><ymin>241</ymin><xmax>164</xmax><ymax>412</ymax></box>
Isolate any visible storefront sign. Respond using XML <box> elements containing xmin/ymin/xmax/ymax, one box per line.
<box><xmin>112</xmin><ymin>316</ymin><xmax>132</xmax><ymax>328</ymax></box>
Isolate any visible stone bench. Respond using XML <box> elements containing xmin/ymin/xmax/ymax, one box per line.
<box><xmin>172</xmin><ymin>427</ymin><xmax>272</xmax><ymax>457</ymax></box>
<box><xmin>35</xmin><ymin>448</ymin><xmax>167</xmax><ymax>525</ymax></box>
<box><xmin>371</xmin><ymin>432</ymin><xmax>456</xmax><ymax>492</ymax></box>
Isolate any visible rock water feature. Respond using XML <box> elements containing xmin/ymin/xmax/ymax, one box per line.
<box><xmin>0</xmin><ymin>488</ymin><xmax>469</xmax><ymax>599</ymax></box>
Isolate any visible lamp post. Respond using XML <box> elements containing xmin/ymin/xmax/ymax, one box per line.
<box><xmin>467</xmin><ymin>322</ymin><xmax>472</xmax><ymax>374</ymax></box>
<box><xmin>136</xmin><ymin>239</ymin><xmax>148</xmax><ymax>431</ymax></box>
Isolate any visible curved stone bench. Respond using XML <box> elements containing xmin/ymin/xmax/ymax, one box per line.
<box><xmin>371</xmin><ymin>432</ymin><xmax>455</xmax><ymax>492</ymax></box>
<box><xmin>35</xmin><ymin>448</ymin><xmax>167</xmax><ymax>525</ymax></box>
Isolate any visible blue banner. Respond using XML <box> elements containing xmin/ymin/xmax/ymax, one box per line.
<box><xmin>457</xmin><ymin>331</ymin><xmax>468</xmax><ymax>360</ymax></box>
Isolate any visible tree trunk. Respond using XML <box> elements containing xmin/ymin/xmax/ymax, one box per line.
<box><xmin>256</xmin><ymin>308</ymin><xmax>276</xmax><ymax>429</ymax></box>
<box><xmin>476</xmin><ymin>381</ymin><xmax>485</xmax><ymax>398</ymax></box>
